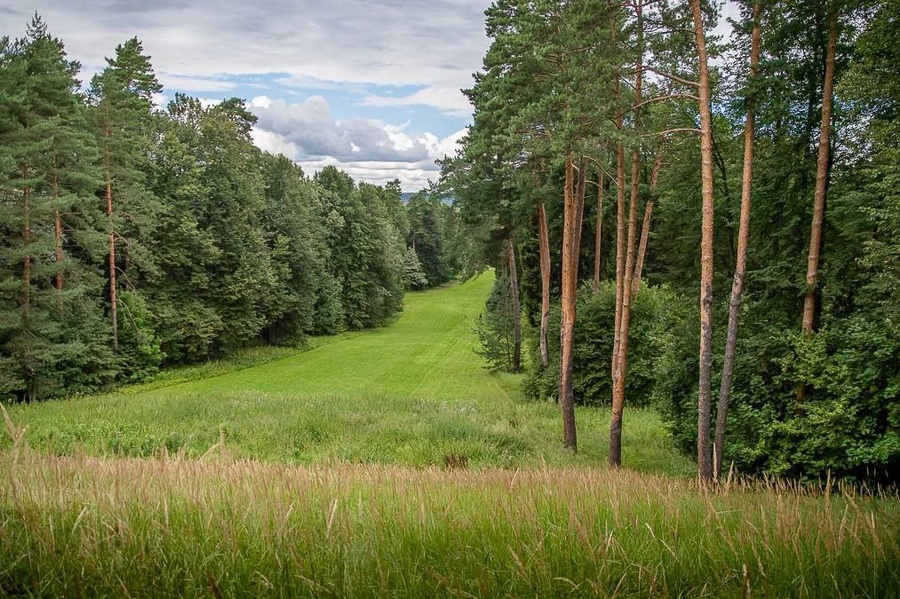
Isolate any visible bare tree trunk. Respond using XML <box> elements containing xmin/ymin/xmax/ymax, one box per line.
<box><xmin>610</xmin><ymin>0</ymin><xmax>643</xmax><ymax>469</ymax></box>
<box><xmin>537</xmin><ymin>201</ymin><xmax>551</xmax><ymax>369</ymax></box>
<box><xmin>714</xmin><ymin>3</ymin><xmax>761</xmax><ymax>482</ymax></box>
<box><xmin>691</xmin><ymin>0</ymin><xmax>715</xmax><ymax>483</ymax></box>
<box><xmin>22</xmin><ymin>165</ymin><xmax>31</xmax><ymax>326</ymax></box>
<box><xmin>51</xmin><ymin>167</ymin><xmax>65</xmax><ymax>313</ymax></box>
<box><xmin>508</xmin><ymin>236</ymin><xmax>521</xmax><ymax>373</ymax></box>
<box><xmin>632</xmin><ymin>154</ymin><xmax>663</xmax><ymax>295</ymax></box>
<box><xmin>106</xmin><ymin>167</ymin><xmax>118</xmax><ymax>354</ymax></box>
<box><xmin>559</xmin><ymin>155</ymin><xmax>579</xmax><ymax>451</ymax></box>
<box><xmin>611</xmin><ymin>26</ymin><xmax>626</xmax><ymax>385</ymax></box>
<box><xmin>802</xmin><ymin>11</ymin><xmax>837</xmax><ymax>337</ymax></box>
<box><xmin>593</xmin><ymin>172</ymin><xmax>604</xmax><ymax>294</ymax></box>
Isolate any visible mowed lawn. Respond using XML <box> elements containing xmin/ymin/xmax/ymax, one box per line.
<box><xmin>3</xmin><ymin>273</ymin><xmax>692</xmax><ymax>473</ymax></box>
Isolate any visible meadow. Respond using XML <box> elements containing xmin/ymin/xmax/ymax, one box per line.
<box><xmin>1</xmin><ymin>274</ymin><xmax>898</xmax><ymax>597</ymax></box>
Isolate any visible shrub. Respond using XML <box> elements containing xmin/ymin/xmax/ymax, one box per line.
<box><xmin>524</xmin><ymin>281</ymin><xmax>694</xmax><ymax>408</ymax></box>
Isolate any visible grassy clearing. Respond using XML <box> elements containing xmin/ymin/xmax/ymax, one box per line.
<box><xmin>2</xmin><ymin>273</ymin><xmax>895</xmax><ymax>598</ymax></box>
<box><xmin>3</xmin><ymin>273</ymin><xmax>693</xmax><ymax>474</ymax></box>
<box><xmin>1</xmin><ymin>452</ymin><xmax>897</xmax><ymax>598</ymax></box>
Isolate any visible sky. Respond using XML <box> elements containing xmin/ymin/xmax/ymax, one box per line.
<box><xmin>3</xmin><ymin>0</ymin><xmax>493</xmax><ymax>191</ymax></box>
<box><xmin>3</xmin><ymin>1</ymin><xmax>739</xmax><ymax>192</ymax></box>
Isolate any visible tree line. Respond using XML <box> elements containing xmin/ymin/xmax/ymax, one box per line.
<box><xmin>0</xmin><ymin>16</ymin><xmax>462</xmax><ymax>402</ymax></box>
<box><xmin>448</xmin><ymin>0</ymin><xmax>897</xmax><ymax>483</ymax></box>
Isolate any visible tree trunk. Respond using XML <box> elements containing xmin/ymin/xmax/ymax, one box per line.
<box><xmin>610</xmin><ymin>20</ymin><xmax>626</xmax><ymax>385</ymax></box>
<box><xmin>508</xmin><ymin>236</ymin><xmax>521</xmax><ymax>373</ymax></box>
<box><xmin>559</xmin><ymin>155</ymin><xmax>582</xmax><ymax>452</ymax></box>
<box><xmin>593</xmin><ymin>172</ymin><xmax>604</xmax><ymax>294</ymax></box>
<box><xmin>714</xmin><ymin>3</ymin><xmax>761</xmax><ymax>482</ymax></box>
<box><xmin>691</xmin><ymin>0</ymin><xmax>715</xmax><ymax>483</ymax></box>
<box><xmin>610</xmin><ymin>0</ymin><xmax>643</xmax><ymax>468</ymax></box>
<box><xmin>22</xmin><ymin>165</ymin><xmax>31</xmax><ymax>326</ymax></box>
<box><xmin>801</xmin><ymin>11</ymin><xmax>837</xmax><ymax>337</ymax></box>
<box><xmin>52</xmin><ymin>168</ymin><xmax>64</xmax><ymax>313</ymax></box>
<box><xmin>537</xmin><ymin>201</ymin><xmax>551</xmax><ymax>369</ymax></box>
<box><xmin>632</xmin><ymin>154</ymin><xmax>662</xmax><ymax>295</ymax></box>
<box><xmin>106</xmin><ymin>169</ymin><xmax>118</xmax><ymax>354</ymax></box>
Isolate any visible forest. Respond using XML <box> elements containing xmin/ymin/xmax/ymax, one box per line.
<box><xmin>444</xmin><ymin>0</ymin><xmax>897</xmax><ymax>484</ymax></box>
<box><xmin>0</xmin><ymin>2</ymin><xmax>898</xmax><ymax>596</ymax></box>
<box><xmin>0</xmin><ymin>18</ymin><xmax>464</xmax><ymax>400</ymax></box>
<box><xmin>1</xmin><ymin>0</ymin><xmax>897</xmax><ymax>487</ymax></box>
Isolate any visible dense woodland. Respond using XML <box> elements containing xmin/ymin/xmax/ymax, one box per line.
<box><xmin>445</xmin><ymin>0</ymin><xmax>897</xmax><ymax>483</ymax></box>
<box><xmin>0</xmin><ymin>17</ymin><xmax>462</xmax><ymax>402</ymax></box>
<box><xmin>1</xmin><ymin>0</ymin><xmax>897</xmax><ymax>486</ymax></box>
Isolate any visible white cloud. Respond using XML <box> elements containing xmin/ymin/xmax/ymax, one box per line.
<box><xmin>7</xmin><ymin>0</ymin><xmax>491</xmax><ymax>117</ymax></box>
<box><xmin>361</xmin><ymin>84</ymin><xmax>474</xmax><ymax>119</ymax></box>
<box><xmin>248</xmin><ymin>95</ymin><xmax>465</xmax><ymax>190</ymax></box>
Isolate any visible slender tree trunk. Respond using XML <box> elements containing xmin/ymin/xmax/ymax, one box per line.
<box><xmin>559</xmin><ymin>154</ymin><xmax>585</xmax><ymax>452</ymax></box>
<box><xmin>632</xmin><ymin>154</ymin><xmax>662</xmax><ymax>295</ymax></box>
<box><xmin>537</xmin><ymin>201</ymin><xmax>551</xmax><ymax>369</ymax></box>
<box><xmin>593</xmin><ymin>172</ymin><xmax>604</xmax><ymax>294</ymax></box>
<box><xmin>52</xmin><ymin>168</ymin><xmax>65</xmax><ymax>312</ymax></box>
<box><xmin>106</xmin><ymin>167</ymin><xmax>118</xmax><ymax>354</ymax></box>
<box><xmin>610</xmin><ymin>0</ymin><xmax>643</xmax><ymax>469</ymax></box>
<box><xmin>22</xmin><ymin>165</ymin><xmax>31</xmax><ymax>326</ymax></box>
<box><xmin>508</xmin><ymin>236</ymin><xmax>521</xmax><ymax>373</ymax></box>
<box><xmin>802</xmin><ymin>11</ymin><xmax>837</xmax><ymax>337</ymax></box>
<box><xmin>691</xmin><ymin>0</ymin><xmax>715</xmax><ymax>483</ymax></box>
<box><xmin>611</xmin><ymin>35</ymin><xmax>626</xmax><ymax>384</ymax></box>
<box><xmin>714</xmin><ymin>4</ymin><xmax>761</xmax><ymax>482</ymax></box>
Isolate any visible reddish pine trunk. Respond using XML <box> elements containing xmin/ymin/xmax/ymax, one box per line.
<box><xmin>106</xmin><ymin>169</ymin><xmax>118</xmax><ymax>354</ymax></box>
<box><xmin>632</xmin><ymin>154</ymin><xmax>662</xmax><ymax>295</ymax></box>
<box><xmin>508</xmin><ymin>237</ymin><xmax>521</xmax><ymax>373</ymax></box>
<box><xmin>593</xmin><ymin>172</ymin><xmax>604</xmax><ymax>294</ymax></box>
<box><xmin>714</xmin><ymin>4</ymin><xmax>761</xmax><ymax>482</ymax></box>
<box><xmin>559</xmin><ymin>156</ymin><xmax>578</xmax><ymax>451</ymax></box>
<box><xmin>22</xmin><ymin>165</ymin><xmax>31</xmax><ymax>325</ymax></box>
<box><xmin>559</xmin><ymin>156</ymin><xmax>586</xmax><ymax>451</ymax></box>
<box><xmin>610</xmin><ymin>0</ymin><xmax>643</xmax><ymax>468</ymax></box>
<box><xmin>802</xmin><ymin>12</ymin><xmax>837</xmax><ymax>337</ymax></box>
<box><xmin>52</xmin><ymin>168</ymin><xmax>64</xmax><ymax>312</ymax></box>
<box><xmin>537</xmin><ymin>202</ymin><xmax>551</xmax><ymax>369</ymax></box>
<box><xmin>691</xmin><ymin>0</ymin><xmax>716</xmax><ymax>483</ymax></box>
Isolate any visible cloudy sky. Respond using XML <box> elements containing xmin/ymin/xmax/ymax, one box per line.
<box><xmin>4</xmin><ymin>1</ymin><xmax>739</xmax><ymax>191</ymax></box>
<box><xmin>3</xmin><ymin>0</ymin><xmax>492</xmax><ymax>190</ymax></box>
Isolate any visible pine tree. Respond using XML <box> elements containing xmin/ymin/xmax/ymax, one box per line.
<box><xmin>0</xmin><ymin>16</ymin><xmax>113</xmax><ymax>400</ymax></box>
<box><xmin>89</xmin><ymin>38</ymin><xmax>162</xmax><ymax>359</ymax></box>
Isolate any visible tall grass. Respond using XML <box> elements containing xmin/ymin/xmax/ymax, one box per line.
<box><xmin>2</xmin><ymin>449</ymin><xmax>897</xmax><ymax>598</ymax></box>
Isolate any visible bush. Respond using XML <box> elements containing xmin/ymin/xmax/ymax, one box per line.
<box><xmin>473</xmin><ymin>274</ymin><xmax>518</xmax><ymax>372</ymax></box>
<box><xmin>658</xmin><ymin>299</ymin><xmax>900</xmax><ymax>483</ymax></box>
<box><xmin>524</xmin><ymin>281</ymin><xmax>694</xmax><ymax>408</ymax></box>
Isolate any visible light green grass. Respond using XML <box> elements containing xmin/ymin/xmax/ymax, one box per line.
<box><xmin>1</xmin><ymin>453</ymin><xmax>896</xmax><ymax>598</ymax></box>
<box><xmin>3</xmin><ymin>273</ymin><xmax>693</xmax><ymax>474</ymax></box>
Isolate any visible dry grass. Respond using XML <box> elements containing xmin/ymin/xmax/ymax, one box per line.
<box><xmin>2</xmin><ymin>445</ymin><xmax>897</xmax><ymax>598</ymax></box>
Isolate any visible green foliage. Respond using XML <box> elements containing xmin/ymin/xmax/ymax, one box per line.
<box><xmin>0</xmin><ymin>18</ymin><xmax>447</xmax><ymax>400</ymax></box>
<box><xmin>524</xmin><ymin>282</ymin><xmax>694</xmax><ymax>408</ymax></box>
<box><xmin>116</xmin><ymin>290</ymin><xmax>164</xmax><ymax>381</ymax></box>
<box><xmin>473</xmin><ymin>273</ymin><xmax>518</xmax><ymax>372</ymax></box>
<box><xmin>401</xmin><ymin>247</ymin><xmax>429</xmax><ymax>290</ymax></box>
<box><xmin>406</xmin><ymin>190</ymin><xmax>451</xmax><ymax>286</ymax></box>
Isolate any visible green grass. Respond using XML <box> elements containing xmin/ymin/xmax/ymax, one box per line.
<box><xmin>3</xmin><ymin>273</ymin><xmax>693</xmax><ymax>474</ymax></box>
<box><xmin>1</xmin><ymin>453</ymin><xmax>897</xmax><ymax>598</ymax></box>
<box><xmin>2</xmin><ymin>272</ymin><xmax>897</xmax><ymax>597</ymax></box>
